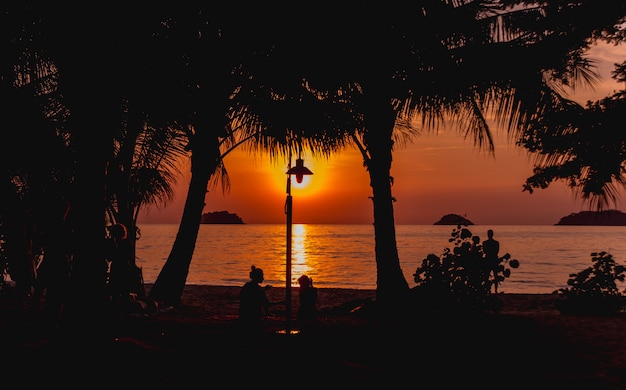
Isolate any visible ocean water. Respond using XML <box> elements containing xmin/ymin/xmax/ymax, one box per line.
<box><xmin>135</xmin><ymin>224</ymin><xmax>626</xmax><ymax>294</ymax></box>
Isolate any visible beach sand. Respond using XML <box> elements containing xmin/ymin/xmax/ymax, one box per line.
<box><xmin>3</xmin><ymin>284</ymin><xmax>626</xmax><ymax>388</ymax></box>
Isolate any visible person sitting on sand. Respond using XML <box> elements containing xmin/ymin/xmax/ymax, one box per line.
<box><xmin>239</xmin><ymin>265</ymin><xmax>274</xmax><ymax>332</ymax></box>
<box><xmin>297</xmin><ymin>274</ymin><xmax>318</xmax><ymax>323</ymax></box>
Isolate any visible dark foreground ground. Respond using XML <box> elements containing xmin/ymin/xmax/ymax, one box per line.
<box><xmin>2</xmin><ymin>285</ymin><xmax>626</xmax><ymax>389</ymax></box>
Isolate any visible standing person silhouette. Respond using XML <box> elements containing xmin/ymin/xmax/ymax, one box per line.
<box><xmin>239</xmin><ymin>265</ymin><xmax>273</xmax><ymax>335</ymax></box>
<box><xmin>482</xmin><ymin>229</ymin><xmax>501</xmax><ymax>293</ymax></box>
<box><xmin>297</xmin><ymin>274</ymin><xmax>318</xmax><ymax>326</ymax></box>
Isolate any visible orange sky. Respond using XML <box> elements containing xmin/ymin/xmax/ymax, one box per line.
<box><xmin>138</xmin><ymin>42</ymin><xmax>626</xmax><ymax>226</ymax></box>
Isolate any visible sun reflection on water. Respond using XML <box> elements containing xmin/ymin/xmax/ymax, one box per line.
<box><xmin>291</xmin><ymin>224</ymin><xmax>314</xmax><ymax>285</ymax></box>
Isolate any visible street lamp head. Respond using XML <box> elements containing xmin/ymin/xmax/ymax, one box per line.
<box><xmin>286</xmin><ymin>157</ymin><xmax>313</xmax><ymax>183</ymax></box>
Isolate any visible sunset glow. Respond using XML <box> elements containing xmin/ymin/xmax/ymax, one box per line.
<box><xmin>137</xmin><ymin>42</ymin><xmax>626</xmax><ymax>226</ymax></box>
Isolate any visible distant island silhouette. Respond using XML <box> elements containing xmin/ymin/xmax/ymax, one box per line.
<box><xmin>555</xmin><ymin>210</ymin><xmax>626</xmax><ymax>226</ymax></box>
<box><xmin>433</xmin><ymin>213</ymin><xmax>474</xmax><ymax>225</ymax></box>
<box><xmin>200</xmin><ymin>211</ymin><xmax>245</xmax><ymax>224</ymax></box>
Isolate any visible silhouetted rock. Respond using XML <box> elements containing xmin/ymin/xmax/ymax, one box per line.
<box><xmin>200</xmin><ymin>210</ymin><xmax>245</xmax><ymax>224</ymax></box>
<box><xmin>433</xmin><ymin>213</ymin><xmax>474</xmax><ymax>225</ymax></box>
<box><xmin>555</xmin><ymin>210</ymin><xmax>626</xmax><ymax>225</ymax></box>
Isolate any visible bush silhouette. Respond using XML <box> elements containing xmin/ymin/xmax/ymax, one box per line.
<box><xmin>554</xmin><ymin>251</ymin><xmax>626</xmax><ymax>315</ymax></box>
<box><xmin>411</xmin><ymin>225</ymin><xmax>519</xmax><ymax>313</ymax></box>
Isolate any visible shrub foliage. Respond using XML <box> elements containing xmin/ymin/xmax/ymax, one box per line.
<box><xmin>411</xmin><ymin>225</ymin><xmax>519</xmax><ymax>313</ymax></box>
<box><xmin>554</xmin><ymin>251</ymin><xmax>626</xmax><ymax>315</ymax></box>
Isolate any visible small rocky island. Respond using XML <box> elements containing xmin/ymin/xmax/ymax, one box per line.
<box><xmin>200</xmin><ymin>210</ymin><xmax>245</xmax><ymax>224</ymax></box>
<box><xmin>555</xmin><ymin>210</ymin><xmax>626</xmax><ymax>226</ymax></box>
<box><xmin>433</xmin><ymin>213</ymin><xmax>474</xmax><ymax>225</ymax></box>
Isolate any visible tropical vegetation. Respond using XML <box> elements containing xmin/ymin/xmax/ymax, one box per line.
<box><xmin>554</xmin><ymin>251</ymin><xmax>626</xmax><ymax>315</ymax></box>
<box><xmin>232</xmin><ymin>1</ymin><xmax>626</xmax><ymax>310</ymax></box>
<box><xmin>0</xmin><ymin>1</ymin><xmax>625</xmax><ymax>328</ymax></box>
<box><xmin>412</xmin><ymin>225</ymin><xmax>520</xmax><ymax>313</ymax></box>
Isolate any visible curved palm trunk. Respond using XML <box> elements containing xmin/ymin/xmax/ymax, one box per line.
<box><xmin>363</xmin><ymin>97</ymin><xmax>410</xmax><ymax>310</ymax></box>
<box><xmin>148</xmin><ymin>136</ymin><xmax>220</xmax><ymax>305</ymax></box>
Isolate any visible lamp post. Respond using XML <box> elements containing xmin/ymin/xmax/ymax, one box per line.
<box><xmin>282</xmin><ymin>154</ymin><xmax>313</xmax><ymax>335</ymax></box>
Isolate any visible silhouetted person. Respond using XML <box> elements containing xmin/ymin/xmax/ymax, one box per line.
<box><xmin>239</xmin><ymin>265</ymin><xmax>273</xmax><ymax>334</ymax></box>
<box><xmin>483</xmin><ymin>229</ymin><xmax>501</xmax><ymax>293</ymax></box>
<box><xmin>107</xmin><ymin>223</ymin><xmax>139</xmax><ymax>311</ymax></box>
<box><xmin>470</xmin><ymin>235</ymin><xmax>482</xmax><ymax>264</ymax></box>
<box><xmin>297</xmin><ymin>274</ymin><xmax>318</xmax><ymax>325</ymax></box>
<box><xmin>470</xmin><ymin>235</ymin><xmax>481</xmax><ymax>252</ymax></box>
<box><xmin>467</xmin><ymin>235</ymin><xmax>485</xmax><ymax>291</ymax></box>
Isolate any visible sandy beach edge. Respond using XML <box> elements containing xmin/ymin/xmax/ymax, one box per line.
<box><xmin>171</xmin><ymin>284</ymin><xmax>561</xmax><ymax>319</ymax></box>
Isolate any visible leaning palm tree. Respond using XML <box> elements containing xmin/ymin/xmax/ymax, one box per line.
<box><xmin>2</xmin><ymin>2</ymin><xmax>265</xmax><ymax>308</ymax></box>
<box><xmin>146</xmin><ymin>4</ymin><xmax>272</xmax><ymax>305</ymax></box>
<box><xmin>126</xmin><ymin>2</ymin><xmax>361</xmax><ymax>306</ymax></box>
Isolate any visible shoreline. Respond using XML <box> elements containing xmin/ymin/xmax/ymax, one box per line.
<box><xmin>136</xmin><ymin>224</ymin><xmax>626</xmax><ymax>296</ymax></box>
<box><xmin>171</xmin><ymin>284</ymin><xmax>561</xmax><ymax>319</ymax></box>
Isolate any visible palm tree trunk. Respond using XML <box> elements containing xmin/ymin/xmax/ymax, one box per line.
<box><xmin>148</xmin><ymin>135</ymin><xmax>220</xmax><ymax>305</ymax></box>
<box><xmin>363</xmin><ymin>97</ymin><xmax>410</xmax><ymax>311</ymax></box>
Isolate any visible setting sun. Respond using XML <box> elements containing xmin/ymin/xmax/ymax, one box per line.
<box><xmin>268</xmin><ymin>155</ymin><xmax>329</xmax><ymax>199</ymax></box>
<box><xmin>291</xmin><ymin>174</ymin><xmax>313</xmax><ymax>191</ymax></box>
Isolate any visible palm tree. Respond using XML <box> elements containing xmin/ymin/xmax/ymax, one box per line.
<box><xmin>57</xmin><ymin>1</ymin><xmax>620</xmax><ymax>314</ymax></box>
<box><xmin>360</xmin><ymin>0</ymin><xmax>625</xmax><ymax>308</ymax></box>
<box><xmin>142</xmin><ymin>3</ymin><xmax>360</xmax><ymax>304</ymax></box>
<box><xmin>105</xmin><ymin>102</ymin><xmax>189</xmax><ymax>299</ymax></box>
<box><xmin>233</xmin><ymin>1</ymin><xmax>626</xmax><ymax>311</ymax></box>
<box><xmin>146</xmin><ymin>4</ymin><xmax>271</xmax><ymax>305</ymax></box>
<box><xmin>0</xmin><ymin>2</ymin><xmax>244</xmax><ymax>310</ymax></box>
<box><xmin>0</xmin><ymin>3</ymin><xmax>193</xmax><ymax>321</ymax></box>
<box><xmin>4</xmin><ymin>1</ymin><xmax>623</xmax><ymax>319</ymax></box>
<box><xmin>0</xmin><ymin>11</ymin><xmax>75</xmax><ymax>308</ymax></box>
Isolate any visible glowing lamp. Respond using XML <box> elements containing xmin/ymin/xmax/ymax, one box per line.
<box><xmin>286</xmin><ymin>157</ymin><xmax>313</xmax><ymax>183</ymax></box>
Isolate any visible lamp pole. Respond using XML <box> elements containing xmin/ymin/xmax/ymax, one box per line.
<box><xmin>282</xmin><ymin>154</ymin><xmax>313</xmax><ymax>335</ymax></box>
<box><xmin>285</xmin><ymin>167</ymin><xmax>294</xmax><ymax>334</ymax></box>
